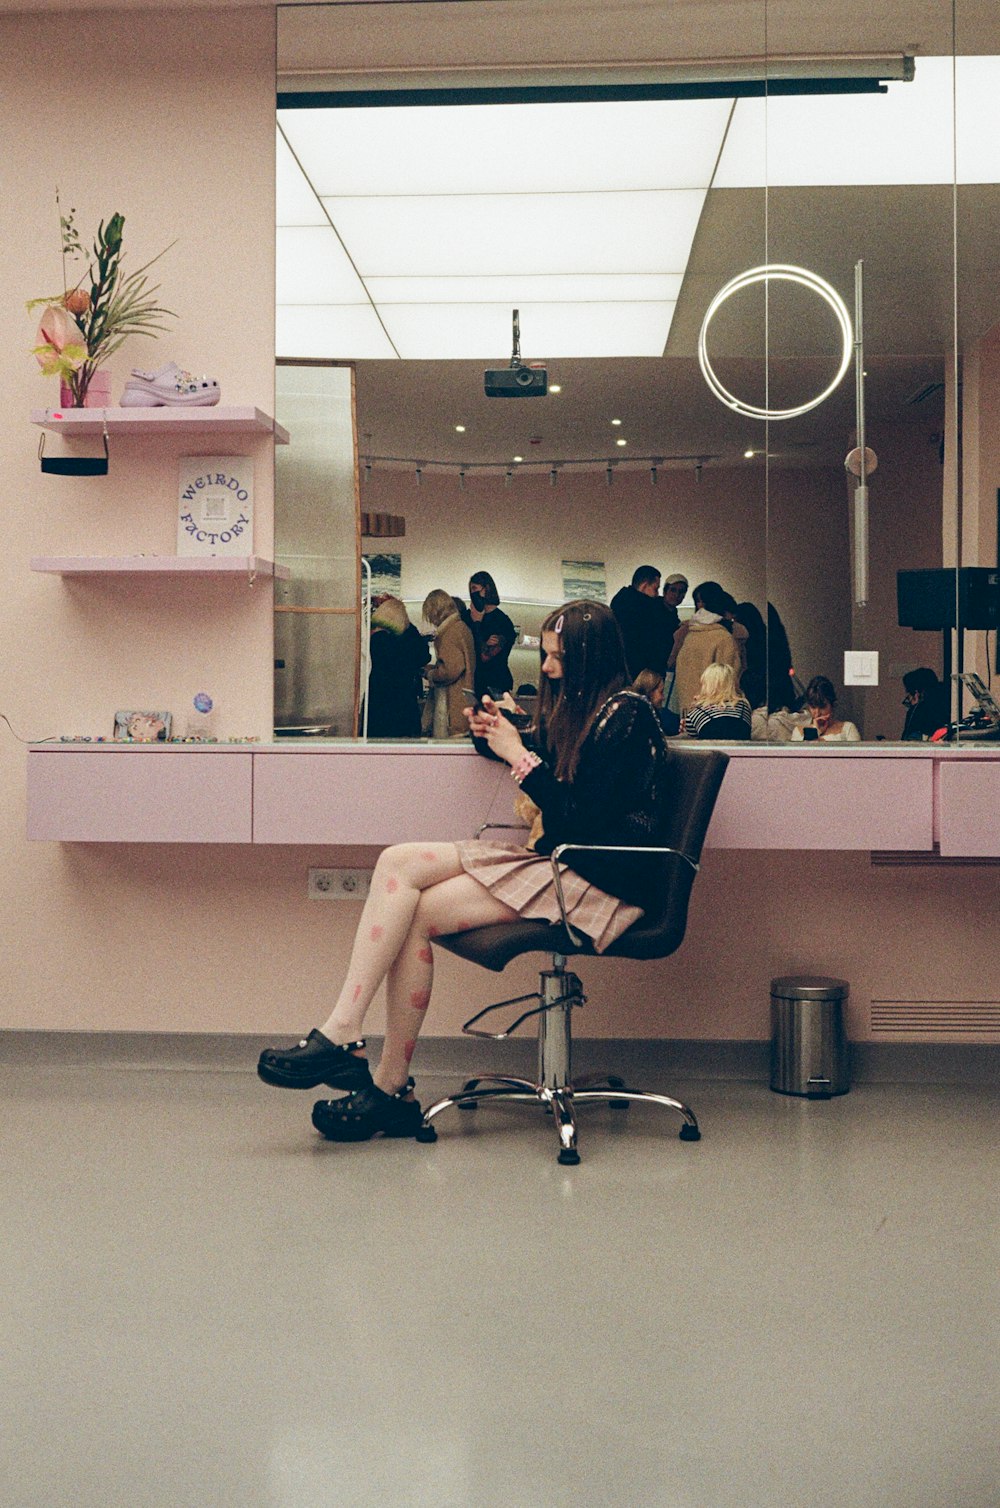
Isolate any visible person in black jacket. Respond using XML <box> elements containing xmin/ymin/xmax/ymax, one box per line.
<box><xmin>362</xmin><ymin>595</ymin><xmax>430</xmax><ymax>738</ymax></box>
<box><xmin>256</xmin><ymin>600</ymin><xmax>671</xmax><ymax>1143</ymax></box>
<box><xmin>466</xmin><ymin>569</ymin><xmax>517</xmax><ymax>698</ymax></box>
<box><xmin>610</xmin><ymin>565</ymin><xmax>669</xmax><ymax>678</ymax></box>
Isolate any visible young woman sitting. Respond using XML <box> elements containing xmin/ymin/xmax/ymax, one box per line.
<box><xmin>790</xmin><ymin>675</ymin><xmax>861</xmax><ymax>743</ymax></box>
<box><xmin>256</xmin><ymin>600</ymin><xmax>673</xmax><ymax>1143</ymax></box>
<box><xmin>682</xmin><ymin>663</ymin><xmax>752</xmax><ymax>740</ymax></box>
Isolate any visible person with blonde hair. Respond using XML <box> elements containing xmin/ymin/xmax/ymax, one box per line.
<box><xmin>421</xmin><ymin>588</ymin><xmax>475</xmax><ymax>737</ymax></box>
<box><xmin>682</xmin><ymin>661</ymin><xmax>752</xmax><ymax>740</ymax></box>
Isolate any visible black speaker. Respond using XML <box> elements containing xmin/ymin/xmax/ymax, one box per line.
<box><xmin>897</xmin><ymin>568</ymin><xmax>1000</xmax><ymax>631</ymax></box>
<box><xmin>961</xmin><ymin>567</ymin><xmax>1000</xmax><ymax>630</ymax></box>
<box><xmin>897</xmin><ymin>569</ymin><xmax>955</xmax><ymax>630</ymax></box>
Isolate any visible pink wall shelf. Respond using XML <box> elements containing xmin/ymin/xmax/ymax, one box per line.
<box><xmin>30</xmin><ymin>555</ymin><xmax>291</xmax><ymax>579</ymax></box>
<box><xmin>31</xmin><ymin>406</ymin><xmax>290</xmax><ymax>443</ymax></box>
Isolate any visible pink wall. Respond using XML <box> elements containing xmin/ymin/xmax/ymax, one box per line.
<box><xmin>1</xmin><ymin>7</ymin><xmax>998</xmax><ymax>1051</ymax></box>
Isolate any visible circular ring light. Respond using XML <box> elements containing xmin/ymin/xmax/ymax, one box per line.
<box><xmin>698</xmin><ymin>264</ymin><xmax>853</xmax><ymax>422</ymax></box>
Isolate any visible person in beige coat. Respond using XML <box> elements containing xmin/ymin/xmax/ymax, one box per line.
<box><xmin>669</xmin><ymin>580</ymin><xmax>743</xmax><ymax>715</ymax></box>
<box><xmin>422</xmin><ymin>588</ymin><xmax>476</xmax><ymax>737</ymax></box>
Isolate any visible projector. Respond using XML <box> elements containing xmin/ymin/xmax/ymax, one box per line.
<box><xmin>484</xmin><ymin>365</ymin><xmax>548</xmax><ymax>398</ymax></box>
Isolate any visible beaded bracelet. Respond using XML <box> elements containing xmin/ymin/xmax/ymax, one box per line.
<box><xmin>510</xmin><ymin>749</ymin><xmax>542</xmax><ymax>785</ymax></box>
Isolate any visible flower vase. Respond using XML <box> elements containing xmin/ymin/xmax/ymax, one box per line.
<box><xmin>59</xmin><ymin>369</ymin><xmax>112</xmax><ymax>409</ymax></box>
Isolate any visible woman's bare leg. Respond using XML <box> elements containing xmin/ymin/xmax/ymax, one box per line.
<box><xmin>374</xmin><ymin>873</ymin><xmax>519</xmax><ymax>1092</ymax></box>
<box><xmin>318</xmin><ymin>842</ymin><xmax>493</xmax><ymax>1046</ymax></box>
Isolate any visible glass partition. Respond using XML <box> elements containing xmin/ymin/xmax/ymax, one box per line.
<box><xmin>274</xmin><ymin>0</ymin><xmax>972</xmax><ymax>747</ymax></box>
<box><xmin>760</xmin><ymin>7</ymin><xmax>959</xmax><ymax>742</ymax></box>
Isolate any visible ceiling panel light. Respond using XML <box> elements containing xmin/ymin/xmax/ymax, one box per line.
<box><xmin>320</xmin><ymin>190</ymin><xmax>707</xmax><ymax>278</ymax></box>
<box><xmin>378</xmin><ymin>301</ymin><xmax>676</xmax><ymax>359</ymax></box>
<box><xmin>279</xmin><ymin>99</ymin><xmax>733</xmax><ymax>198</ymax></box>
<box><xmin>276</xmin><ymin>227</ymin><xmax>370</xmax><ymax>304</ymax></box>
<box><xmin>276</xmin><ymin>304</ymin><xmax>397</xmax><ymax>360</ymax></box>
<box><xmin>364</xmin><ymin>273</ymin><xmax>683</xmax><ymax>305</ymax></box>
<box><xmin>276</xmin><ymin>128</ymin><xmax>328</xmax><ymax>226</ymax></box>
<box><xmin>715</xmin><ymin>57</ymin><xmax>967</xmax><ymax>187</ymax></box>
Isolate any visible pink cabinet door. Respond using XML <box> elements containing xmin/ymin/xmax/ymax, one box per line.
<box><xmin>705</xmin><ymin>755</ymin><xmax>934</xmax><ymax>851</ymax></box>
<box><xmin>938</xmin><ymin>761</ymin><xmax>1000</xmax><ymax>856</ymax></box>
<box><xmin>27</xmin><ymin>750</ymin><xmax>253</xmax><ymax>843</ymax></box>
<box><xmin>252</xmin><ymin>752</ymin><xmax>509</xmax><ymax>845</ymax></box>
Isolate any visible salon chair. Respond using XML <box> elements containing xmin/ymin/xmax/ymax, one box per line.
<box><xmin>416</xmin><ymin>744</ymin><xmax>729</xmax><ymax>1164</ymax></box>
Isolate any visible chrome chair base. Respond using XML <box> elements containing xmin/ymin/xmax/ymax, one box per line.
<box><xmin>415</xmin><ymin>958</ymin><xmax>701</xmax><ymax>1165</ymax></box>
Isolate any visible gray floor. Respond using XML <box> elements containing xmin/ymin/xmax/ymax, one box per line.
<box><xmin>1</xmin><ymin>1060</ymin><xmax>997</xmax><ymax>1508</ymax></box>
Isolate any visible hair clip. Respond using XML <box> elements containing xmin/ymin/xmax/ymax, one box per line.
<box><xmin>553</xmin><ymin>613</ymin><xmax>565</xmax><ymax>634</ymax></box>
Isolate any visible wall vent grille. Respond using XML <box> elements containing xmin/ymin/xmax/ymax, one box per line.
<box><xmin>870</xmin><ymin>999</ymin><xmax>1000</xmax><ymax>1035</ymax></box>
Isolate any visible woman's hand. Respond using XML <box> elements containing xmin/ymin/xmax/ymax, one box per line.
<box><xmin>470</xmin><ymin>695</ymin><xmax>526</xmax><ymax>764</ymax></box>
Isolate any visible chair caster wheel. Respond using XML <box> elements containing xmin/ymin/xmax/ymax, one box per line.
<box><xmin>558</xmin><ymin>1148</ymin><xmax>581</xmax><ymax>1165</ymax></box>
<box><xmin>678</xmin><ymin>1123</ymin><xmax>701</xmax><ymax>1142</ymax></box>
<box><xmin>607</xmin><ymin>1076</ymin><xmax>626</xmax><ymax>1089</ymax></box>
<box><xmin>415</xmin><ymin>1123</ymin><xmax>437</xmax><ymax>1143</ymax></box>
<box><xmin>457</xmin><ymin>1100</ymin><xmax>478</xmax><ymax>1112</ymax></box>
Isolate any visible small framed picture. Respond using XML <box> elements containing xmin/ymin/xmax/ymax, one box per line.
<box><xmin>113</xmin><ymin>710</ymin><xmax>172</xmax><ymax>743</ymax></box>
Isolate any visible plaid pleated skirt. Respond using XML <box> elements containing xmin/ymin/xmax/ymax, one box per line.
<box><xmin>455</xmin><ymin>841</ymin><xmax>643</xmax><ymax>954</ymax></box>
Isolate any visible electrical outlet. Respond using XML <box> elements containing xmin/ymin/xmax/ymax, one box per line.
<box><xmin>308</xmin><ymin>868</ymin><xmax>371</xmax><ymax>901</ymax></box>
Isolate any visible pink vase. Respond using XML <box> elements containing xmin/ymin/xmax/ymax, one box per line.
<box><xmin>59</xmin><ymin>369</ymin><xmax>113</xmax><ymax>408</ymax></box>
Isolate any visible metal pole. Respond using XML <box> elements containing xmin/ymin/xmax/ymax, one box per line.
<box><xmin>853</xmin><ymin>260</ymin><xmax>869</xmax><ymax>608</ymax></box>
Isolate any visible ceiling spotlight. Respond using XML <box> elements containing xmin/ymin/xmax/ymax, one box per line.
<box><xmin>455</xmin><ymin>424</ymin><xmax>466</xmax><ymax>433</ymax></box>
<box><xmin>611</xmin><ymin>418</ymin><xmax>622</xmax><ymax>427</ymax></box>
<box><xmin>616</xmin><ymin>438</ymin><xmax>627</xmax><ymax>447</ymax></box>
<box><xmin>549</xmin><ymin>384</ymin><xmax>562</xmax><ymax>394</ymax></box>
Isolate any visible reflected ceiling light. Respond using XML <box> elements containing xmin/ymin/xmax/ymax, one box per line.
<box><xmin>698</xmin><ymin>264</ymin><xmax>853</xmax><ymax>421</ymax></box>
<box><xmin>611</xmin><ymin>418</ymin><xmax>622</xmax><ymax>426</ymax></box>
<box><xmin>513</xmin><ymin>455</ymin><xmax>523</xmax><ymax>463</ymax></box>
<box><xmin>744</xmin><ymin>449</ymin><xmax>755</xmax><ymax>458</ymax></box>
<box><xmin>549</xmin><ymin>385</ymin><xmax>562</xmax><ymax>394</ymax></box>
<box><xmin>616</xmin><ymin>438</ymin><xmax>627</xmax><ymax>447</ymax></box>
<box><xmin>455</xmin><ymin>424</ymin><xmax>466</xmax><ymax>433</ymax></box>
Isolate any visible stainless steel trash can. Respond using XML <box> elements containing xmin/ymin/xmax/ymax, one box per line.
<box><xmin>770</xmin><ymin>976</ymin><xmax>850</xmax><ymax>1098</ymax></box>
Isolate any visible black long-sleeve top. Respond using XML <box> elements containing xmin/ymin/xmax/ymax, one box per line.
<box><xmin>478</xmin><ymin>690</ymin><xmax>673</xmax><ymax>909</ymax></box>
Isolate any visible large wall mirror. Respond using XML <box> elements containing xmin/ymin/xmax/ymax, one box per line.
<box><xmin>273</xmin><ymin>1</ymin><xmax>998</xmax><ymax>747</ymax></box>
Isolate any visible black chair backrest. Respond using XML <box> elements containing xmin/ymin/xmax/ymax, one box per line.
<box><xmin>603</xmin><ymin>743</ymin><xmax>728</xmax><ymax>960</ymax></box>
<box><xmin>435</xmin><ymin>744</ymin><xmax>728</xmax><ymax>971</ymax></box>
<box><xmin>692</xmin><ymin>714</ymin><xmax>750</xmax><ymax>740</ymax></box>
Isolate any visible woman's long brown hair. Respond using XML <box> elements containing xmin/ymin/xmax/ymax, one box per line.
<box><xmin>535</xmin><ymin>600</ymin><xmax>628</xmax><ymax>779</ymax></box>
